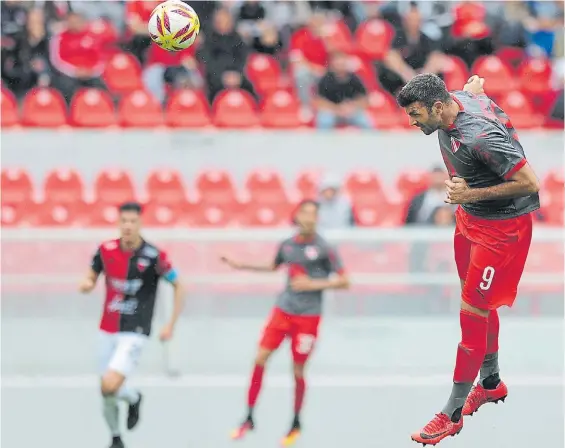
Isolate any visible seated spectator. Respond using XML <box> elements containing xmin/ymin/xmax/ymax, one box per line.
<box><xmin>2</xmin><ymin>8</ymin><xmax>51</xmax><ymax>97</ymax></box>
<box><xmin>523</xmin><ymin>0</ymin><xmax>563</xmax><ymax>58</ymax></box>
<box><xmin>198</xmin><ymin>7</ymin><xmax>253</xmax><ymax>103</ymax></box>
<box><xmin>444</xmin><ymin>1</ymin><xmax>494</xmax><ymax>68</ymax></box>
<box><xmin>252</xmin><ymin>22</ymin><xmax>283</xmax><ymax>57</ymax></box>
<box><xmin>317</xmin><ymin>175</ymin><xmax>355</xmax><ymax>229</ymax></box>
<box><xmin>405</xmin><ymin>166</ymin><xmax>456</xmax><ymax>225</ymax></box>
<box><xmin>209</xmin><ymin>67</ymin><xmax>257</xmax><ymax>104</ymax></box>
<box><xmin>143</xmin><ymin>42</ymin><xmax>204</xmax><ymax>104</ymax></box>
<box><xmin>379</xmin><ymin>3</ymin><xmax>446</xmax><ymax>95</ymax></box>
<box><xmin>289</xmin><ymin>11</ymin><xmax>329</xmax><ymax>111</ymax></box>
<box><xmin>429</xmin><ymin>205</ymin><xmax>456</xmax><ymax>226</ymax></box>
<box><xmin>315</xmin><ymin>52</ymin><xmax>372</xmax><ymax>130</ymax></box>
<box><xmin>124</xmin><ymin>0</ymin><xmax>161</xmax><ymax>64</ymax></box>
<box><xmin>49</xmin><ymin>11</ymin><xmax>106</xmax><ymax>102</ymax></box>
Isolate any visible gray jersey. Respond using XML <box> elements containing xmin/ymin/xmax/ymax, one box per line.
<box><xmin>438</xmin><ymin>91</ymin><xmax>540</xmax><ymax>219</ymax></box>
<box><xmin>274</xmin><ymin>234</ymin><xmax>345</xmax><ymax>316</ymax></box>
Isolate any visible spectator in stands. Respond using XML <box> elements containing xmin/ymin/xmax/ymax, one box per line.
<box><xmin>309</xmin><ymin>1</ymin><xmax>359</xmax><ymax>31</ymax></box>
<box><xmin>290</xmin><ymin>11</ymin><xmax>329</xmax><ymax>112</ymax></box>
<box><xmin>124</xmin><ymin>0</ymin><xmax>161</xmax><ymax>64</ymax></box>
<box><xmin>143</xmin><ymin>42</ymin><xmax>204</xmax><ymax>104</ymax></box>
<box><xmin>379</xmin><ymin>3</ymin><xmax>446</xmax><ymax>95</ymax></box>
<box><xmin>68</xmin><ymin>1</ymin><xmax>125</xmax><ymax>33</ymax></box>
<box><xmin>317</xmin><ymin>175</ymin><xmax>355</xmax><ymax>229</ymax></box>
<box><xmin>49</xmin><ymin>11</ymin><xmax>106</xmax><ymax>102</ymax></box>
<box><xmin>198</xmin><ymin>7</ymin><xmax>253</xmax><ymax>103</ymax></box>
<box><xmin>315</xmin><ymin>51</ymin><xmax>371</xmax><ymax>129</ymax></box>
<box><xmin>252</xmin><ymin>22</ymin><xmax>283</xmax><ymax>57</ymax></box>
<box><xmin>1</xmin><ymin>8</ymin><xmax>51</xmax><ymax>97</ymax></box>
<box><xmin>429</xmin><ymin>205</ymin><xmax>456</xmax><ymax>226</ymax></box>
<box><xmin>405</xmin><ymin>166</ymin><xmax>455</xmax><ymax>225</ymax></box>
<box><xmin>236</xmin><ymin>0</ymin><xmax>267</xmax><ymax>40</ymax></box>
<box><xmin>1</xmin><ymin>0</ymin><xmax>28</xmax><ymax>39</ymax></box>
<box><xmin>444</xmin><ymin>1</ymin><xmax>494</xmax><ymax>68</ymax></box>
<box><xmin>523</xmin><ymin>0</ymin><xmax>563</xmax><ymax>58</ymax></box>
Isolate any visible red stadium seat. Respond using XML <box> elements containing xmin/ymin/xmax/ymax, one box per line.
<box><xmin>353</xmin><ymin>202</ymin><xmax>403</xmax><ymax>227</ymax></box>
<box><xmin>543</xmin><ymin>169</ymin><xmax>564</xmax><ymax>195</ymax></box>
<box><xmin>21</xmin><ymin>87</ymin><xmax>67</xmax><ymax>127</ymax></box>
<box><xmin>2</xmin><ymin>168</ymin><xmax>34</xmax><ymax>204</ymax></box>
<box><xmin>143</xmin><ymin>202</ymin><xmax>182</xmax><ymax>227</ymax></box>
<box><xmin>103</xmin><ymin>53</ymin><xmax>143</xmax><ymax>96</ymax></box>
<box><xmin>70</xmin><ymin>88</ymin><xmax>116</xmax><ymax>127</ymax></box>
<box><xmin>94</xmin><ymin>170</ymin><xmax>137</xmax><ymax>205</ymax></box>
<box><xmin>85</xmin><ymin>202</ymin><xmax>120</xmax><ymax>227</ymax></box>
<box><xmin>245</xmin><ymin>169</ymin><xmax>288</xmax><ymax>204</ymax></box>
<box><xmin>471</xmin><ymin>56</ymin><xmax>516</xmax><ymax>95</ymax></box>
<box><xmin>166</xmin><ymin>89</ymin><xmax>211</xmax><ymax>128</ymax></box>
<box><xmin>518</xmin><ymin>58</ymin><xmax>552</xmax><ymax>95</ymax></box>
<box><xmin>185</xmin><ymin>202</ymin><xmax>235</xmax><ymax>227</ymax></box>
<box><xmin>119</xmin><ymin>90</ymin><xmax>164</xmax><ymax>127</ymax></box>
<box><xmin>344</xmin><ymin>171</ymin><xmax>384</xmax><ymax>205</ymax></box>
<box><xmin>43</xmin><ymin>169</ymin><xmax>85</xmax><ymax>203</ymax></box>
<box><xmin>145</xmin><ymin>169</ymin><xmax>187</xmax><ymax>204</ymax></box>
<box><xmin>34</xmin><ymin>201</ymin><xmax>85</xmax><ymax>227</ymax></box>
<box><xmin>212</xmin><ymin>89</ymin><xmax>259</xmax><ymax>128</ymax></box>
<box><xmin>367</xmin><ymin>90</ymin><xmax>402</xmax><ymax>129</ymax></box>
<box><xmin>348</xmin><ymin>54</ymin><xmax>378</xmax><ymax>91</ymax></box>
<box><xmin>443</xmin><ymin>56</ymin><xmax>469</xmax><ymax>92</ymax></box>
<box><xmin>322</xmin><ymin>19</ymin><xmax>353</xmax><ymax>52</ymax></box>
<box><xmin>496</xmin><ymin>91</ymin><xmax>544</xmax><ymax>129</ymax></box>
<box><xmin>246</xmin><ymin>54</ymin><xmax>283</xmax><ymax>94</ymax></box>
<box><xmin>496</xmin><ymin>46</ymin><xmax>527</xmax><ymax>70</ymax></box>
<box><xmin>238</xmin><ymin>203</ymin><xmax>292</xmax><ymax>227</ymax></box>
<box><xmin>354</xmin><ymin>19</ymin><xmax>394</xmax><ymax>61</ymax></box>
<box><xmin>195</xmin><ymin>170</ymin><xmax>238</xmax><ymax>205</ymax></box>
<box><xmin>261</xmin><ymin>90</ymin><xmax>303</xmax><ymax>128</ymax></box>
<box><xmin>1</xmin><ymin>203</ymin><xmax>33</xmax><ymax>227</ymax></box>
<box><xmin>396</xmin><ymin>170</ymin><xmax>430</xmax><ymax>199</ymax></box>
<box><xmin>295</xmin><ymin>170</ymin><xmax>322</xmax><ymax>200</ymax></box>
<box><xmin>1</xmin><ymin>87</ymin><xmax>19</xmax><ymax>127</ymax></box>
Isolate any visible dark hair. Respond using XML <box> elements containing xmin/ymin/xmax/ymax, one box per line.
<box><xmin>119</xmin><ymin>202</ymin><xmax>143</xmax><ymax>214</ymax></box>
<box><xmin>291</xmin><ymin>199</ymin><xmax>319</xmax><ymax>225</ymax></box>
<box><xmin>396</xmin><ymin>73</ymin><xmax>451</xmax><ymax>111</ymax></box>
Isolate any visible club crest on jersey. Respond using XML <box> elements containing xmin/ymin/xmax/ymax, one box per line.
<box><xmin>450</xmin><ymin>137</ymin><xmax>461</xmax><ymax>153</ymax></box>
<box><xmin>136</xmin><ymin>257</ymin><xmax>150</xmax><ymax>272</ymax></box>
<box><xmin>304</xmin><ymin>246</ymin><xmax>319</xmax><ymax>260</ymax></box>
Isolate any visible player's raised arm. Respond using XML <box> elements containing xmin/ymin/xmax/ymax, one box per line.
<box><xmin>79</xmin><ymin>247</ymin><xmax>103</xmax><ymax>293</ymax></box>
<box><xmin>462</xmin><ymin>75</ymin><xmax>485</xmax><ymax>95</ymax></box>
<box><xmin>157</xmin><ymin>251</ymin><xmax>184</xmax><ymax>341</ymax></box>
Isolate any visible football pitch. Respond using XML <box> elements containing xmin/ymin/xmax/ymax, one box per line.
<box><xmin>2</xmin><ymin>317</ymin><xmax>563</xmax><ymax>448</ymax></box>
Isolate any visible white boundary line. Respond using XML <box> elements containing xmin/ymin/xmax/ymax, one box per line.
<box><xmin>1</xmin><ymin>374</ymin><xmax>562</xmax><ymax>389</ymax></box>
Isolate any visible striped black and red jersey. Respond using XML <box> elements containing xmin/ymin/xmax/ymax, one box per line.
<box><xmin>91</xmin><ymin>239</ymin><xmax>178</xmax><ymax>336</ymax></box>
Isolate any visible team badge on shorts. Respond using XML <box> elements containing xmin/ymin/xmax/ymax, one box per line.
<box><xmin>136</xmin><ymin>258</ymin><xmax>150</xmax><ymax>272</ymax></box>
<box><xmin>304</xmin><ymin>246</ymin><xmax>319</xmax><ymax>260</ymax></box>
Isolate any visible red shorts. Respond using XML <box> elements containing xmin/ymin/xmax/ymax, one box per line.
<box><xmin>259</xmin><ymin>307</ymin><xmax>321</xmax><ymax>364</ymax></box>
<box><xmin>454</xmin><ymin>207</ymin><xmax>533</xmax><ymax>310</ymax></box>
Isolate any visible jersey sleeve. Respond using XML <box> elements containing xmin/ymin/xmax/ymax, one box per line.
<box><xmin>326</xmin><ymin>245</ymin><xmax>346</xmax><ymax>275</ymax></box>
<box><xmin>90</xmin><ymin>247</ymin><xmax>104</xmax><ymax>274</ymax></box>
<box><xmin>471</xmin><ymin>125</ymin><xmax>527</xmax><ymax>180</ymax></box>
<box><xmin>273</xmin><ymin>242</ymin><xmax>285</xmax><ymax>269</ymax></box>
<box><xmin>156</xmin><ymin>250</ymin><xmax>179</xmax><ymax>283</ymax></box>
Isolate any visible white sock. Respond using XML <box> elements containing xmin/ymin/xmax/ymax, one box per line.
<box><xmin>103</xmin><ymin>395</ymin><xmax>120</xmax><ymax>436</ymax></box>
<box><xmin>116</xmin><ymin>385</ymin><xmax>140</xmax><ymax>405</ymax></box>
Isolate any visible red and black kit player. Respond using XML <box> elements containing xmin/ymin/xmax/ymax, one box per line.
<box><xmin>397</xmin><ymin>74</ymin><xmax>541</xmax><ymax>445</ymax></box>
<box><xmin>79</xmin><ymin>202</ymin><xmax>184</xmax><ymax>448</ymax></box>
<box><xmin>221</xmin><ymin>200</ymin><xmax>350</xmax><ymax>446</ymax></box>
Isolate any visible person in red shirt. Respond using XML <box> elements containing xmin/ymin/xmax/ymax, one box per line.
<box><xmin>49</xmin><ymin>11</ymin><xmax>106</xmax><ymax>101</ymax></box>
<box><xmin>289</xmin><ymin>11</ymin><xmax>329</xmax><ymax>112</ymax></box>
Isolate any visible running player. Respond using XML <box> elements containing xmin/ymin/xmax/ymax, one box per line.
<box><xmin>79</xmin><ymin>202</ymin><xmax>184</xmax><ymax>448</ymax></box>
<box><xmin>396</xmin><ymin>74</ymin><xmax>540</xmax><ymax>446</ymax></box>
<box><xmin>221</xmin><ymin>200</ymin><xmax>350</xmax><ymax>446</ymax></box>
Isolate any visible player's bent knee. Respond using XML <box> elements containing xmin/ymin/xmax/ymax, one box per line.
<box><xmin>293</xmin><ymin>363</ymin><xmax>305</xmax><ymax>378</ymax></box>
<box><xmin>461</xmin><ymin>299</ymin><xmax>489</xmax><ymax>317</ymax></box>
<box><xmin>101</xmin><ymin>371</ymin><xmax>125</xmax><ymax>395</ymax></box>
<box><xmin>255</xmin><ymin>347</ymin><xmax>273</xmax><ymax>366</ymax></box>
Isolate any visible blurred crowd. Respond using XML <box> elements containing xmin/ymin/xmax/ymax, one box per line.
<box><xmin>2</xmin><ymin>0</ymin><xmax>564</xmax><ymax>129</ymax></box>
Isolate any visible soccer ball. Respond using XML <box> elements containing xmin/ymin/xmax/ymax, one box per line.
<box><xmin>148</xmin><ymin>1</ymin><xmax>200</xmax><ymax>52</ymax></box>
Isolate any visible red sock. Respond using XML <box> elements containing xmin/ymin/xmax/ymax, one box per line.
<box><xmin>247</xmin><ymin>364</ymin><xmax>264</xmax><ymax>409</ymax></box>
<box><xmin>453</xmin><ymin>310</ymin><xmax>488</xmax><ymax>383</ymax></box>
<box><xmin>486</xmin><ymin>309</ymin><xmax>500</xmax><ymax>354</ymax></box>
<box><xmin>294</xmin><ymin>376</ymin><xmax>305</xmax><ymax>415</ymax></box>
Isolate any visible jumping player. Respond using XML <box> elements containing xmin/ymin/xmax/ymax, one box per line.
<box><xmin>79</xmin><ymin>202</ymin><xmax>184</xmax><ymax>448</ymax></box>
<box><xmin>221</xmin><ymin>200</ymin><xmax>350</xmax><ymax>446</ymax></box>
<box><xmin>396</xmin><ymin>74</ymin><xmax>541</xmax><ymax>445</ymax></box>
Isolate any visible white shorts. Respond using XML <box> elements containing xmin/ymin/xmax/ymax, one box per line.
<box><xmin>98</xmin><ymin>331</ymin><xmax>148</xmax><ymax>377</ymax></box>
